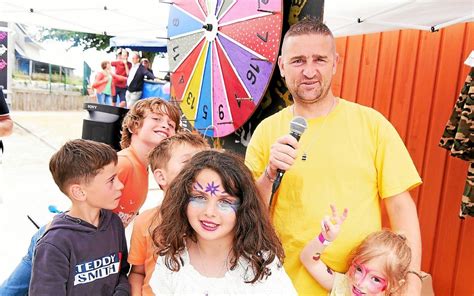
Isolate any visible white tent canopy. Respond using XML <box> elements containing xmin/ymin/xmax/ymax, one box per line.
<box><xmin>326</xmin><ymin>0</ymin><xmax>474</xmax><ymax>36</ymax></box>
<box><xmin>0</xmin><ymin>0</ymin><xmax>169</xmax><ymax>39</ymax></box>
<box><xmin>0</xmin><ymin>0</ymin><xmax>472</xmax><ymax>38</ymax></box>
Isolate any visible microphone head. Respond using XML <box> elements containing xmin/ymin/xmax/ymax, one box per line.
<box><xmin>290</xmin><ymin>116</ymin><xmax>308</xmax><ymax>137</ymax></box>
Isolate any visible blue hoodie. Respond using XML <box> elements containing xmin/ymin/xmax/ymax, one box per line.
<box><xmin>29</xmin><ymin>210</ymin><xmax>130</xmax><ymax>295</ymax></box>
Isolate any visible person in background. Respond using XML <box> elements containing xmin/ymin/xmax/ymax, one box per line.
<box><xmin>0</xmin><ymin>88</ymin><xmax>12</xmax><ymax>138</ymax></box>
<box><xmin>92</xmin><ymin>61</ymin><xmax>126</xmax><ymax>106</ymax></box>
<box><xmin>149</xmin><ymin>150</ymin><xmax>297</xmax><ymax>295</ymax></box>
<box><xmin>29</xmin><ymin>139</ymin><xmax>130</xmax><ymax>295</ymax></box>
<box><xmin>245</xmin><ymin>18</ymin><xmax>422</xmax><ymax>295</ymax></box>
<box><xmin>128</xmin><ymin>132</ymin><xmax>210</xmax><ymax>295</ymax></box>
<box><xmin>113</xmin><ymin>98</ymin><xmax>180</xmax><ymax>227</ymax></box>
<box><xmin>0</xmin><ymin>88</ymin><xmax>13</xmax><ymax>156</ymax></box>
<box><xmin>112</xmin><ymin>49</ymin><xmax>132</xmax><ymax>108</ymax></box>
<box><xmin>126</xmin><ymin>52</ymin><xmax>155</xmax><ymax>108</ymax></box>
<box><xmin>141</xmin><ymin>58</ymin><xmax>153</xmax><ymax>75</ymax></box>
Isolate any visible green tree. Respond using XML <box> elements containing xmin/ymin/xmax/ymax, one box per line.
<box><xmin>40</xmin><ymin>28</ymin><xmax>111</xmax><ymax>51</ymax></box>
<box><xmin>40</xmin><ymin>28</ymin><xmax>157</xmax><ymax>63</ymax></box>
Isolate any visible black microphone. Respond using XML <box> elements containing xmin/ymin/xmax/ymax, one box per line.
<box><xmin>270</xmin><ymin>116</ymin><xmax>308</xmax><ymax>205</ymax></box>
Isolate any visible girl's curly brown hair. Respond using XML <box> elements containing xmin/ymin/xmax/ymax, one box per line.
<box><xmin>152</xmin><ymin>150</ymin><xmax>285</xmax><ymax>284</ymax></box>
<box><xmin>120</xmin><ymin>98</ymin><xmax>181</xmax><ymax>149</ymax></box>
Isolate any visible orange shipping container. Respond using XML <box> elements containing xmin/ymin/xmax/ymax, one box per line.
<box><xmin>333</xmin><ymin>22</ymin><xmax>474</xmax><ymax>295</ymax></box>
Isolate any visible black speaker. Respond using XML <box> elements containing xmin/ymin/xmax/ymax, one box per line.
<box><xmin>81</xmin><ymin>103</ymin><xmax>129</xmax><ymax>151</ymax></box>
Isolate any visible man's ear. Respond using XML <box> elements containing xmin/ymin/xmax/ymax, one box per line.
<box><xmin>70</xmin><ymin>184</ymin><xmax>86</xmax><ymax>202</ymax></box>
<box><xmin>153</xmin><ymin>168</ymin><xmax>167</xmax><ymax>190</ymax></box>
<box><xmin>278</xmin><ymin>56</ymin><xmax>285</xmax><ymax>78</ymax></box>
<box><xmin>332</xmin><ymin>52</ymin><xmax>339</xmax><ymax>75</ymax></box>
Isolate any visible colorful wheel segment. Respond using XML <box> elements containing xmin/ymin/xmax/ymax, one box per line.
<box><xmin>168</xmin><ymin>0</ymin><xmax>283</xmax><ymax>137</ymax></box>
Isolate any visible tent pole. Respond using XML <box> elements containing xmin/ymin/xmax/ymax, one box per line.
<box><xmin>49</xmin><ymin>63</ymin><xmax>52</xmax><ymax>93</ymax></box>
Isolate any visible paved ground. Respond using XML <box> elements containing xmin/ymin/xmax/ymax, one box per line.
<box><xmin>0</xmin><ymin>111</ymin><xmax>162</xmax><ymax>281</ymax></box>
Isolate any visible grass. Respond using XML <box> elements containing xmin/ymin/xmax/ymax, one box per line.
<box><xmin>13</xmin><ymin>71</ymin><xmax>83</xmax><ymax>86</ymax></box>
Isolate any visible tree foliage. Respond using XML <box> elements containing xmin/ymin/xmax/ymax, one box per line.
<box><xmin>40</xmin><ymin>28</ymin><xmax>158</xmax><ymax>66</ymax></box>
<box><xmin>40</xmin><ymin>28</ymin><xmax>112</xmax><ymax>51</ymax></box>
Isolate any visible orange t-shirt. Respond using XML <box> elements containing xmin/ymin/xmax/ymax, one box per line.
<box><xmin>113</xmin><ymin>147</ymin><xmax>149</xmax><ymax>227</ymax></box>
<box><xmin>128</xmin><ymin>207</ymin><xmax>161</xmax><ymax>296</ymax></box>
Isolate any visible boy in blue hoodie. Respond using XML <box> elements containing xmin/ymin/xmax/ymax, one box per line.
<box><xmin>29</xmin><ymin>139</ymin><xmax>130</xmax><ymax>295</ymax></box>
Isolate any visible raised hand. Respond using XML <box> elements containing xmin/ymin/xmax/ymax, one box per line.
<box><xmin>320</xmin><ymin>204</ymin><xmax>348</xmax><ymax>242</ymax></box>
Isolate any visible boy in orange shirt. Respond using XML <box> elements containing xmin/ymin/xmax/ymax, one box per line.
<box><xmin>114</xmin><ymin>98</ymin><xmax>180</xmax><ymax>227</ymax></box>
<box><xmin>128</xmin><ymin>133</ymin><xmax>210</xmax><ymax>295</ymax></box>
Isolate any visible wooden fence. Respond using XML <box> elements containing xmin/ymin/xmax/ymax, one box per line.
<box><xmin>11</xmin><ymin>89</ymin><xmax>92</xmax><ymax>111</ymax></box>
<box><xmin>333</xmin><ymin>22</ymin><xmax>474</xmax><ymax>295</ymax></box>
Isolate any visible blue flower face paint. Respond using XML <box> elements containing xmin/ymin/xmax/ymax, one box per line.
<box><xmin>188</xmin><ymin>195</ymin><xmax>241</xmax><ymax>213</ymax></box>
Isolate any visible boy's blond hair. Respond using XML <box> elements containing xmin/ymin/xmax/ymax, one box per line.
<box><xmin>120</xmin><ymin>98</ymin><xmax>181</xmax><ymax>149</ymax></box>
<box><xmin>148</xmin><ymin>132</ymin><xmax>209</xmax><ymax>171</ymax></box>
<box><xmin>49</xmin><ymin>139</ymin><xmax>117</xmax><ymax>194</ymax></box>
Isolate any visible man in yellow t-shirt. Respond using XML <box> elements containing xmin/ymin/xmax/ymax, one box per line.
<box><xmin>245</xmin><ymin>18</ymin><xmax>423</xmax><ymax>296</ymax></box>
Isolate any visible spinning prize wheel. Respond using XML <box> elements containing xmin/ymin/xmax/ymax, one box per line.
<box><xmin>167</xmin><ymin>0</ymin><xmax>283</xmax><ymax>137</ymax></box>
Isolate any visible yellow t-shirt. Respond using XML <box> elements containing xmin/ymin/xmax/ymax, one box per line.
<box><xmin>128</xmin><ymin>207</ymin><xmax>160</xmax><ymax>296</ymax></box>
<box><xmin>245</xmin><ymin>99</ymin><xmax>421</xmax><ymax>295</ymax></box>
<box><xmin>330</xmin><ymin>272</ymin><xmax>351</xmax><ymax>296</ymax></box>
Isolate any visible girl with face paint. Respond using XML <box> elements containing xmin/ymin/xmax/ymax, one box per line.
<box><xmin>149</xmin><ymin>150</ymin><xmax>297</xmax><ymax>295</ymax></box>
<box><xmin>300</xmin><ymin>205</ymin><xmax>412</xmax><ymax>296</ymax></box>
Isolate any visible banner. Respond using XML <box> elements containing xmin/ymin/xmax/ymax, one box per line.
<box><xmin>0</xmin><ymin>22</ymin><xmax>8</xmax><ymax>90</ymax></box>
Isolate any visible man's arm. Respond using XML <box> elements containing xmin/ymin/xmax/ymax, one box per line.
<box><xmin>124</xmin><ymin>61</ymin><xmax>130</xmax><ymax>75</ymax></box>
<box><xmin>384</xmin><ymin>191</ymin><xmax>422</xmax><ymax>295</ymax></box>
<box><xmin>143</xmin><ymin>68</ymin><xmax>155</xmax><ymax>80</ymax></box>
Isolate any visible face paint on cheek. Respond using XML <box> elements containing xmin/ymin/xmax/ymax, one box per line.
<box><xmin>188</xmin><ymin>196</ymin><xmax>207</xmax><ymax>208</ymax></box>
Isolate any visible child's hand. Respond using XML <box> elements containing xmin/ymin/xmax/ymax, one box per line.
<box><xmin>321</xmin><ymin>204</ymin><xmax>348</xmax><ymax>242</ymax></box>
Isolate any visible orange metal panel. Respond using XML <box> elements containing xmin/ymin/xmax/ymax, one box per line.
<box><xmin>340</xmin><ymin>35</ymin><xmax>363</xmax><ymax>102</ymax></box>
<box><xmin>419</xmin><ymin>26</ymin><xmax>465</xmax><ymax>289</ymax></box>
<box><xmin>373</xmin><ymin>30</ymin><xmax>400</xmax><ymax>119</ymax></box>
<box><xmin>333</xmin><ymin>37</ymin><xmax>347</xmax><ymax>97</ymax></box>
<box><xmin>357</xmin><ymin>33</ymin><xmax>381</xmax><ymax>107</ymax></box>
<box><xmin>405</xmin><ymin>31</ymin><xmax>442</xmax><ymax>205</ymax></box>
<box><xmin>335</xmin><ymin>22</ymin><xmax>474</xmax><ymax>295</ymax></box>
<box><xmin>453</xmin><ymin>218</ymin><xmax>474</xmax><ymax>296</ymax></box>
<box><xmin>389</xmin><ymin>30</ymin><xmax>420</xmax><ymax>141</ymax></box>
<box><xmin>453</xmin><ymin>23</ymin><xmax>474</xmax><ymax>295</ymax></box>
<box><xmin>431</xmin><ymin>157</ymin><xmax>468</xmax><ymax>295</ymax></box>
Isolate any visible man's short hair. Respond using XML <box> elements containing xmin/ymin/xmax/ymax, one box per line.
<box><xmin>284</xmin><ymin>16</ymin><xmax>333</xmax><ymax>40</ymax></box>
<box><xmin>148</xmin><ymin>132</ymin><xmax>209</xmax><ymax>171</ymax></box>
<box><xmin>49</xmin><ymin>139</ymin><xmax>118</xmax><ymax>194</ymax></box>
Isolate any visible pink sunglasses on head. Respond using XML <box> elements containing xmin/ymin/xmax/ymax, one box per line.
<box><xmin>348</xmin><ymin>261</ymin><xmax>388</xmax><ymax>293</ymax></box>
